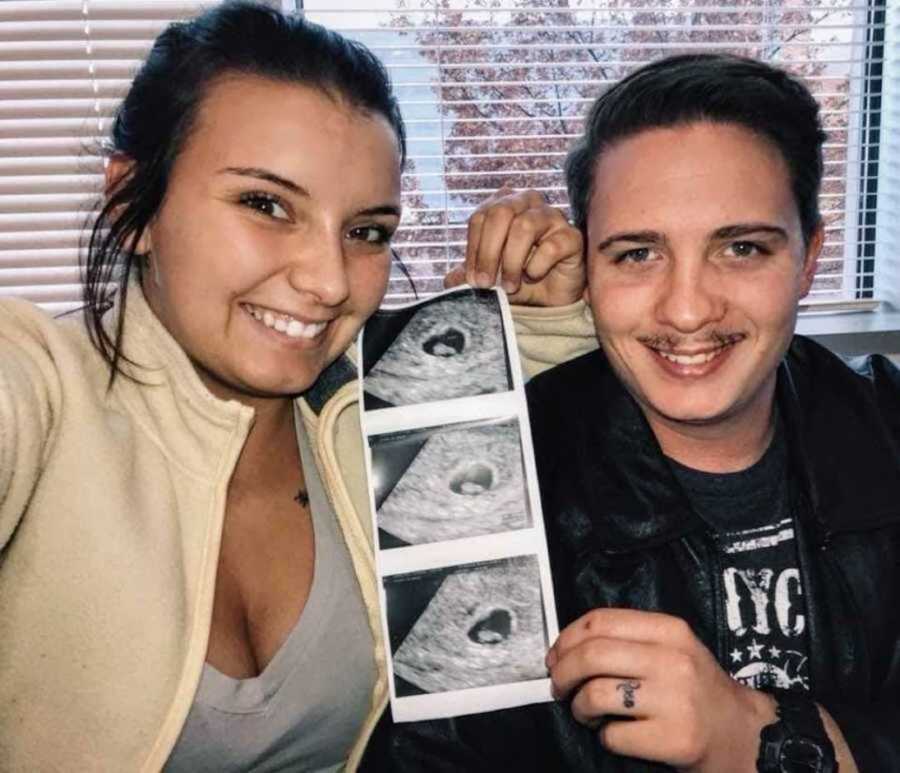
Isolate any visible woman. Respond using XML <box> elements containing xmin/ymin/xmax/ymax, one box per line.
<box><xmin>0</xmin><ymin>2</ymin><xmax>590</xmax><ymax>770</ymax></box>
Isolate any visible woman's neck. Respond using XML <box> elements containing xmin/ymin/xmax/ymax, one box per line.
<box><xmin>193</xmin><ymin>363</ymin><xmax>302</xmax><ymax>491</ymax></box>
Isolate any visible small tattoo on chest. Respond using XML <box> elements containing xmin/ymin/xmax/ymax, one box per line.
<box><xmin>294</xmin><ymin>488</ymin><xmax>309</xmax><ymax>508</ymax></box>
<box><xmin>616</xmin><ymin>679</ymin><xmax>640</xmax><ymax>709</ymax></box>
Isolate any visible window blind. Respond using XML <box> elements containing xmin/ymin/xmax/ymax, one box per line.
<box><xmin>0</xmin><ymin>0</ymin><xmax>893</xmax><ymax>312</ymax></box>
<box><xmin>0</xmin><ymin>1</ymin><xmax>223</xmax><ymax>315</ymax></box>
<box><xmin>875</xmin><ymin>0</ymin><xmax>898</xmax><ymax>308</ymax></box>
<box><xmin>298</xmin><ymin>0</ymin><xmax>894</xmax><ymax>307</ymax></box>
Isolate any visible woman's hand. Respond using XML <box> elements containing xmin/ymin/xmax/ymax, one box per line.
<box><xmin>445</xmin><ymin>188</ymin><xmax>585</xmax><ymax>307</ymax></box>
<box><xmin>547</xmin><ymin>608</ymin><xmax>777</xmax><ymax>772</ymax></box>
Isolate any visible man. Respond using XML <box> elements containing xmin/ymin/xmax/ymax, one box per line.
<box><xmin>362</xmin><ymin>54</ymin><xmax>900</xmax><ymax>772</ymax></box>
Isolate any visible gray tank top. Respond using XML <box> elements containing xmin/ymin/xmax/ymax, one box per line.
<box><xmin>165</xmin><ymin>418</ymin><xmax>376</xmax><ymax>772</ymax></box>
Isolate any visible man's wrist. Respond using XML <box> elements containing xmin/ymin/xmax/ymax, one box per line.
<box><xmin>756</xmin><ymin>690</ymin><xmax>837</xmax><ymax>773</ymax></box>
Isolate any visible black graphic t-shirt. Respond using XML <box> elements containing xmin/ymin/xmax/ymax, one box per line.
<box><xmin>668</xmin><ymin>423</ymin><xmax>810</xmax><ymax>692</ymax></box>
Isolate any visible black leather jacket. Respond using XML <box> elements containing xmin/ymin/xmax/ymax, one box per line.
<box><xmin>362</xmin><ymin>337</ymin><xmax>900</xmax><ymax>772</ymax></box>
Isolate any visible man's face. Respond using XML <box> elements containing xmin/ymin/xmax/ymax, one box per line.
<box><xmin>585</xmin><ymin>122</ymin><xmax>822</xmax><ymax>436</ymax></box>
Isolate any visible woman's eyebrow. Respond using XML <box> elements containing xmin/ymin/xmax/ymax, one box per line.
<box><xmin>218</xmin><ymin>166</ymin><xmax>309</xmax><ymax>196</ymax></box>
<box><xmin>356</xmin><ymin>205</ymin><xmax>402</xmax><ymax>218</ymax></box>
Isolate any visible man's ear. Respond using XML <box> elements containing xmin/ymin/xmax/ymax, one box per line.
<box><xmin>104</xmin><ymin>155</ymin><xmax>152</xmax><ymax>254</ymax></box>
<box><xmin>582</xmin><ymin>284</ymin><xmax>591</xmax><ymax>307</ymax></box>
<box><xmin>798</xmin><ymin>221</ymin><xmax>824</xmax><ymax>299</ymax></box>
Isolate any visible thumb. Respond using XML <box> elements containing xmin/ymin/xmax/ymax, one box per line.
<box><xmin>443</xmin><ymin>265</ymin><xmax>467</xmax><ymax>288</ymax></box>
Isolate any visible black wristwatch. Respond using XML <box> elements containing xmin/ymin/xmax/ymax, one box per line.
<box><xmin>756</xmin><ymin>689</ymin><xmax>838</xmax><ymax>773</ymax></box>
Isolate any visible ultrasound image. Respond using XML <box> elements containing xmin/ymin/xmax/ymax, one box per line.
<box><xmin>373</xmin><ymin>420</ymin><xmax>530</xmax><ymax>548</ymax></box>
<box><xmin>363</xmin><ymin>290</ymin><xmax>511</xmax><ymax>408</ymax></box>
<box><xmin>387</xmin><ymin>556</ymin><xmax>548</xmax><ymax>695</ymax></box>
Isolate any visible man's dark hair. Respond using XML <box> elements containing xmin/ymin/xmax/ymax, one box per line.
<box><xmin>565</xmin><ymin>53</ymin><xmax>826</xmax><ymax>244</ymax></box>
<box><xmin>82</xmin><ymin>0</ymin><xmax>406</xmax><ymax>383</ymax></box>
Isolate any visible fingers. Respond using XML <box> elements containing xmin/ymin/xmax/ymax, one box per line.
<box><xmin>549</xmin><ymin>608</ymin><xmax>696</xmax><ymax>667</ymax></box>
<box><xmin>570</xmin><ymin>677</ymin><xmax>650</xmax><ymax>725</ymax></box>
<box><xmin>498</xmin><ymin>208</ymin><xmax>583</xmax><ymax>293</ymax></box>
<box><xmin>563</xmin><ymin>661</ymin><xmax>711</xmax><ymax>767</ymax></box>
<box><xmin>464</xmin><ymin>188</ymin><xmax>568</xmax><ymax>292</ymax></box>
<box><xmin>549</xmin><ymin>635</ymin><xmax>659</xmax><ymax>701</ymax></box>
<box><xmin>463</xmin><ymin>185</ymin><xmax>516</xmax><ymax>287</ymax></box>
<box><xmin>517</xmin><ymin>227</ymin><xmax>583</xmax><ymax>284</ymax></box>
<box><xmin>443</xmin><ymin>265</ymin><xmax>466</xmax><ymax>288</ymax></box>
<box><xmin>598</xmin><ymin>718</ymin><xmax>700</xmax><ymax>766</ymax></box>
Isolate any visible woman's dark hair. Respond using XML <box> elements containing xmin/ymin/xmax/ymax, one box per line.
<box><xmin>84</xmin><ymin>0</ymin><xmax>406</xmax><ymax>382</ymax></box>
<box><xmin>565</xmin><ymin>54</ymin><xmax>826</xmax><ymax>245</ymax></box>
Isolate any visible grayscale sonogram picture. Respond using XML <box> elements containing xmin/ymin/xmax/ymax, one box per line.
<box><xmin>371</xmin><ymin>419</ymin><xmax>531</xmax><ymax>549</ymax></box>
<box><xmin>362</xmin><ymin>289</ymin><xmax>512</xmax><ymax>410</ymax></box>
<box><xmin>385</xmin><ymin>556</ymin><xmax>548</xmax><ymax>696</ymax></box>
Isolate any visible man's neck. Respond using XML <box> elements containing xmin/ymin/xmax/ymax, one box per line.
<box><xmin>643</xmin><ymin>380</ymin><xmax>777</xmax><ymax>474</ymax></box>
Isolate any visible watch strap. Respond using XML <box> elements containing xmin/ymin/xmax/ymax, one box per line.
<box><xmin>756</xmin><ymin>689</ymin><xmax>838</xmax><ymax>773</ymax></box>
<box><xmin>770</xmin><ymin>689</ymin><xmax>829</xmax><ymax>738</ymax></box>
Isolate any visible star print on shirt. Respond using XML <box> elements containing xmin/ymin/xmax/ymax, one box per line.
<box><xmin>731</xmin><ymin>648</ymin><xmax>743</xmax><ymax>663</ymax></box>
<box><xmin>768</xmin><ymin>645</ymin><xmax>782</xmax><ymax>658</ymax></box>
<box><xmin>747</xmin><ymin>640</ymin><xmax>765</xmax><ymax>659</ymax></box>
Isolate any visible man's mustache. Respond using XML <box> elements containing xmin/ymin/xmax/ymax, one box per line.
<box><xmin>636</xmin><ymin>331</ymin><xmax>746</xmax><ymax>350</ymax></box>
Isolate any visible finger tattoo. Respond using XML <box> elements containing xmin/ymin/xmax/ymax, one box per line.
<box><xmin>616</xmin><ymin>680</ymin><xmax>640</xmax><ymax>709</ymax></box>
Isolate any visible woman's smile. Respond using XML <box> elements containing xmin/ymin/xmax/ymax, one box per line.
<box><xmin>241</xmin><ymin>302</ymin><xmax>329</xmax><ymax>341</ymax></box>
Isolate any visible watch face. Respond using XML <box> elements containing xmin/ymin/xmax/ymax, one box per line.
<box><xmin>780</xmin><ymin>736</ymin><xmax>829</xmax><ymax>773</ymax></box>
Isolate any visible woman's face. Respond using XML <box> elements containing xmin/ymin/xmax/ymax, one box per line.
<box><xmin>138</xmin><ymin>74</ymin><xmax>402</xmax><ymax>399</ymax></box>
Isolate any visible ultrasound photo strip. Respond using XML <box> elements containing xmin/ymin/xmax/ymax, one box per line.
<box><xmin>358</xmin><ymin>285</ymin><xmax>560</xmax><ymax>722</ymax></box>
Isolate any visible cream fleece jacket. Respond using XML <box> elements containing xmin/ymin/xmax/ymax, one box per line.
<box><xmin>0</xmin><ymin>286</ymin><xmax>596</xmax><ymax>771</ymax></box>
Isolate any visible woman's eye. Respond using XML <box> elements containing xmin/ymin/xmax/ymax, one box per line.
<box><xmin>614</xmin><ymin>247</ymin><xmax>653</xmax><ymax>264</ymax></box>
<box><xmin>350</xmin><ymin>225</ymin><xmax>392</xmax><ymax>245</ymax></box>
<box><xmin>239</xmin><ymin>192</ymin><xmax>289</xmax><ymax>221</ymax></box>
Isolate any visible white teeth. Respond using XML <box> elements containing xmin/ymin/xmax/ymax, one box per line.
<box><xmin>659</xmin><ymin>349</ymin><xmax>721</xmax><ymax>365</ymax></box>
<box><xmin>244</xmin><ymin>303</ymin><xmax>327</xmax><ymax>340</ymax></box>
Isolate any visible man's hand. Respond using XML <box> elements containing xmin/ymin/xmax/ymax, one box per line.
<box><xmin>547</xmin><ymin>608</ymin><xmax>776</xmax><ymax>772</ymax></box>
<box><xmin>445</xmin><ymin>187</ymin><xmax>585</xmax><ymax>307</ymax></box>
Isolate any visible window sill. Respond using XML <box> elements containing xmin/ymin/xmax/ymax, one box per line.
<box><xmin>796</xmin><ymin>305</ymin><xmax>900</xmax><ymax>357</ymax></box>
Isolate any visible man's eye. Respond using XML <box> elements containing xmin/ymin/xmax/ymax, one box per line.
<box><xmin>615</xmin><ymin>247</ymin><xmax>652</xmax><ymax>264</ymax></box>
<box><xmin>350</xmin><ymin>225</ymin><xmax>392</xmax><ymax>245</ymax></box>
<box><xmin>239</xmin><ymin>193</ymin><xmax>289</xmax><ymax>221</ymax></box>
<box><xmin>727</xmin><ymin>241</ymin><xmax>768</xmax><ymax>258</ymax></box>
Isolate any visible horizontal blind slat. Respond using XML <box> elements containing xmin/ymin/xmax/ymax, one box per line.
<box><xmin>0</xmin><ymin>2</ymin><xmax>217</xmax><ymax>23</ymax></box>
<box><xmin>0</xmin><ymin>21</ymin><xmax>174</xmax><ymax>43</ymax></box>
<box><xmin>0</xmin><ymin>159</ymin><xmax>104</xmax><ymax>177</ymax></box>
<box><xmin>0</xmin><ymin>264</ymin><xmax>80</xmax><ymax>286</ymax></box>
<box><xmin>0</xmin><ymin>78</ymin><xmax>130</xmax><ymax>99</ymax></box>
<box><xmin>0</xmin><ymin>247</ymin><xmax>80</xmax><ymax>267</ymax></box>
<box><xmin>0</xmin><ymin>98</ymin><xmax>120</xmax><ymax>120</ymax></box>
<box><xmin>0</xmin><ymin>60</ymin><xmax>142</xmax><ymax>79</ymax></box>
<box><xmin>0</xmin><ymin>174</ymin><xmax>102</xmax><ymax>194</ymax></box>
<box><xmin>0</xmin><ymin>41</ymin><xmax>153</xmax><ymax>61</ymax></box>
<box><xmin>0</xmin><ymin>229</ymin><xmax>84</xmax><ymax>249</ymax></box>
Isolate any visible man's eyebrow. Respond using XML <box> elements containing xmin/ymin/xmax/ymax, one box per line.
<box><xmin>712</xmin><ymin>223</ymin><xmax>788</xmax><ymax>240</ymax></box>
<box><xmin>218</xmin><ymin>166</ymin><xmax>309</xmax><ymax>196</ymax></box>
<box><xmin>595</xmin><ymin>230</ymin><xmax>665</xmax><ymax>252</ymax></box>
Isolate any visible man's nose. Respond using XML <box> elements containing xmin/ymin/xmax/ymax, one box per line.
<box><xmin>654</xmin><ymin>260</ymin><xmax>726</xmax><ymax>334</ymax></box>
